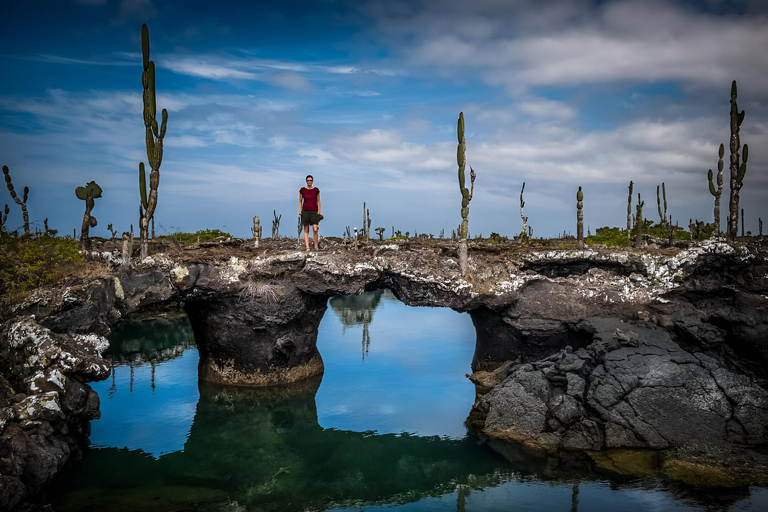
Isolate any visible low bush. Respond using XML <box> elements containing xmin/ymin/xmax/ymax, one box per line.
<box><xmin>161</xmin><ymin>229</ymin><xmax>232</xmax><ymax>243</ymax></box>
<box><xmin>0</xmin><ymin>234</ymin><xmax>84</xmax><ymax>296</ymax></box>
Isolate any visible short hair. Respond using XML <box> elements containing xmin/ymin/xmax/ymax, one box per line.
<box><xmin>305</xmin><ymin>174</ymin><xmax>314</xmax><ymax>181</ymax></box>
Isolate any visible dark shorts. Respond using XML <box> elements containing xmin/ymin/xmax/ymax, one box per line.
<box><xmin>301</xmin><ymin>210</ymin><xmax>322</xmax><ymax>226</ymax></box>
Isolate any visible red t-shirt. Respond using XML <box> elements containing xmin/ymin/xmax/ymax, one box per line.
<box><xmin>300</xmin><ymin>187</ymin><xmax>320</xmax><ymax>211</ymax></box>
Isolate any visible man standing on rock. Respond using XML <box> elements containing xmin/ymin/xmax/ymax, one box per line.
<box><xmin>299</xmin><ymin>175</ymin><xmax>322</xmax><ymax>251</ymax></box>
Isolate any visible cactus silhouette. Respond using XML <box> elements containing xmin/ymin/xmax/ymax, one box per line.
<box><xmin>635</xmin><ymin>193</ymin><xmax>645</xmax><ymax>248</ymax></box>
<box><xmin>138</xmin><ymin>23</ymin><xmax>168</xmax><ymax>259</ymax></box>
<box><xmin>456</xmin><ymin>112</ymin><xmax>476</xmax><ymax>275</ymax></box>
<box><xmin>3</xmin><ymin>165</ymin><xmax>30</xmax><ymax>237</ymax></box>
<box><xmin>728</xmin><ymin>80</ymin><xmax>747</xmax><ymax>240</ymax></box>
<box><xmin>627</xmin><ymin>181</ymin><xmax>633</xmax><ymax>243</ymax></box>
<box><xmin>76</xmin><ymin>181</ymin><xmax>102</xmax><ymax>250</ymax></box>
<box><xmin>707</xmin><ymin>143</ymin><xmax>725</xmax><ymax>235</ymax></box>
<box><xmin>656</xmin><ymin>183</ymin><xmax>667</xmax><ymax>224</ymax></box>
<box><xmin>577</xmin><ymin>186</ymin><xmax>584</xmax><ymax>248</ymax></box>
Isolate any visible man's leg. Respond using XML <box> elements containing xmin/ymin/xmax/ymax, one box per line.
<box><xmin>312</xmin><ymin>224</ymin><xmax>319</xmax><ymax>250</ymax></box>
<box><xmin>304</xmin><ymin>224</ymin><xmax>310</xmax><ymax>250</ymax></box>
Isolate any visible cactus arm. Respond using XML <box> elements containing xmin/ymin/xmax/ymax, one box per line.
<box><xmin>139</xmin><ymin>162</ymin><xmax>149</xmax><ymax>209</ymax></box>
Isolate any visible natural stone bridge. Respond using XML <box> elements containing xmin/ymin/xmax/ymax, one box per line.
<box><xmin>25</xmin><ymin>239</ymin><xmax>768</xmax><ymax>387</ymax></box>
<box><xmin>4</xmin><ymin>238</ymin><xmax>768</xmax><ymax>510</ymax></box>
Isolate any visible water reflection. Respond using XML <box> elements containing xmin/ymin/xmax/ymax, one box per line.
<box><xmin>51</xmin><ymin>381</ymin><xmax>512</xmax><ymax>512</ymax></box>
<box><xmin>329</xmin><ymin>289</ymin><xmax>384</xmax><ymax>361</ymax></box>
<box><xmin>47</xmin><ymin>292</ymin><xmax>768</xmax><ymax>512</ymax></box>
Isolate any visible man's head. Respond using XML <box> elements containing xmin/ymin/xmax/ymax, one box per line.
<box><xmin>305</xmin><ymin>175</ymin><xmax>314</xmax><ymax>185</ymax></box>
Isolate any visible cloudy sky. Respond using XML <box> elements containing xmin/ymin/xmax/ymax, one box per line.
<box><xmin>1</xmin><ymin>0</ymin><xmax>767</xmax><ymax>240</ymax></box>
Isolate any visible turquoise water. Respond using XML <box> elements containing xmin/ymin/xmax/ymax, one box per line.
<box><xmin>47</xmin><ymin>291</ymin><xmax>768</xmax><ymax>511</ymax></box>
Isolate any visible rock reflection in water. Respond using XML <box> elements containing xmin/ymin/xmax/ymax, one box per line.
<box><xmin>50</xmin><ymin>379</ymin><xmax>513</xmax><ymax>512</ymax></box>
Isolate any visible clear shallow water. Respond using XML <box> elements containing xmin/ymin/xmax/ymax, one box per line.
<box><xmin>47</xmin><ymin>291</ymin><xmax>768</xmax><ymax>511</ymax></box>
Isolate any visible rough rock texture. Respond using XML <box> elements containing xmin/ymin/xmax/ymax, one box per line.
<box><xmin>184</xmin><ymin>282</ymin><xmax>328</xmax><ymax>386</ymax></box>
<box><xmin>0</xmin><ymin>317</ymin><xmax>109</xmax><ymax>511</ymax></box>
<box><xmin>2</xmin><ymin>238</ymin><xmax>767</xmax><ymax>507</ymax></box>
<box><xmin>476</xmin><ymin>317</ymin><xmax>768</xmax><ymax>477</ymax></box>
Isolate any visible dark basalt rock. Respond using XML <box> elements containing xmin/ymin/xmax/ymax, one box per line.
<box><xmin>184</xmin><ymin>281</ymin><xmax>328</xmax><ymax>386</ymax></box>
<box><xmin>0</xmin><ymin>317</ymin><xmax>109</xmax><ymax>511</ymax></box>
<box><xmin>475</xmin><ymin>318</ymin><xmax>768</xmax><ymax>478</ymax></box>
<box><xmin>3</xmin><ymin>240</ymin><xmax>768</xmax><ymax>507</ymax></box>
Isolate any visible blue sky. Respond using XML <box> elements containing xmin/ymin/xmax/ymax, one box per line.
<box><xmin>1</xmin><ymin>0</ymin><xmax>767</xmax><ymax>239</ymax></box>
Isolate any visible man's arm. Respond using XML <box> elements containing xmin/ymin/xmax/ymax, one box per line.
<box><xmin>298</xmin><ymin>190</ymin><xmax>303</xmax><ymax>214</ymax></box>
<box><xmin>316</xmin><ymin>191</ymin><xmax>321</xmax><ymax>215</ymax></box>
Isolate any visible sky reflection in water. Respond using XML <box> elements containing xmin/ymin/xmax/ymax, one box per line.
<box><xmin>55</xmin><ymin>291</ymin><xmax>768</xmax><ymax>512</ymax></box>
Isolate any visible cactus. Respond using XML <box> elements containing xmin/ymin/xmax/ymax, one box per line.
<box><xmin>76</xmin><ymin>181</ymin><xmax>102</xmax><ymax>250</ymax></box>
<box><xmin>375</xmin><ymin>226</ymin><xmax>385</xmax><ymax>240</ymax></box>
<box><xmin>138</xmin><ymin>24</ymin><xmax>169</xmax><ymax>259</ymax></box>
<box><xmin>0</xmin><ymin>203</ymin><xmax>8</xmax><ymax>234</ymax></box>
<box><xmin>627</xmin><ymin>181</ymin><xmax>633</xmax><ymax>243</ymax></box>
<box><xmin>656</xmin><ymin>183</ymin><xmax>667</xmax><ymax>224</ymax></box>
<box><xmin>107</xmin><ymin>223</ymin><xmax>118</xmax><ymax>251</ymax></box>
<box><xmin>519</xmin><ymin>182</ymin><xmax>528</xmax><ymax>240</ymax></box>
<box><xmin>635</xmin><ymin>193</ymin><xmax>645</xmax><ymax>248</ymax></box>
<box><xmin>3</xmin><ymin>165</ymin><xmax>30</xmax><ymax>237</ymax></box>
<box><xmin>742</xmin><ymin>208</ymin><xmax>745</xmax><ymax>237</ymax></box>
<box><xmin>365</xmin><ymin>204</ymin><xmax>371</xmax><ymax>242</ymax></box>
<box><xmin>456</xmin><ymin>112</ymin><xmax>476</xmax><ymax>275</ymax></box>
<box><xmin>728</xmin><ymin>80</ymin><xmax>748</xmax><ymax>240</ymax></box>
<box><xmin>576</xmin><ymin>186</ymin><xmax>584</xmax><ymax>248</ymax></box>
<box><xmin>272</xmin><ymin>210</ymin><xmax>281</xmax><ymax>238</ymax></box>
<box><xmin>760</xmin><ymin>217</ymin><xmax>763</xmax><ymax>237</ymax></box>
<box><xmin>707</xmin><ymin>143</ymin><xmax>725</xmax><ymax>235</ymax></box>
<box><xmin>252</xmin><ymin>215</ymin><xmax>261</xmax><ymax>248</ymax></box>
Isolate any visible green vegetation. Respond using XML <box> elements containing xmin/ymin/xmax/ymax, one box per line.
<box><xmin>0</xmin><ymin>235</ymin><xmax>84</xmax><ymax>297</ymax></box>
<box><xmin>160</xmin><ymin>229</ymin><xmax>232</xmax><ymax>243</ymax></box>
<box><xmin>586</xmin><ymin>222</ymin><xmax>691</xmax><ymax>247</ymax></box>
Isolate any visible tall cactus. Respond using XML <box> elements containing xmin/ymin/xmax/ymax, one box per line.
<box><xmin>656</xmin><ymin>183</ymin><xmax>667</xmax><ymax>224</ymax></box>
<box><xmin>75</xmin><ymin>181</ymin><xmax>102</xmax><ymax>250</ymax></box>
<box><xmin>635</xmin><ymin>193</ymin><xmax>645</xmax><ymax>248</ymax></box>
<box><xmin>138</xmin><ymin>23</ymin><xmax>168</xmax><ymax>259</ymax></box>
<box><xmin>3</xmin><ymin>166</ymin><xmax>30</xmax><ymax>237</ymax></box>
<box><xmin>456</xmin><ymin>111</ymin><xmax>476</xmax><ymax>275</ymax></box>
<box><xmin>728</xmin><ymin>80</ymin><xmax>748</xmax><ymax>240</ymax></box>
<box><xmin>252</xmin><ymin>215</ymin><xmax>261</xmax><ymax>248</ymax></box>
<box><xmin>576</xmin><ymin>186</ymin><xmax>584</xmax><ymax>248</ymax></box>
<box><xmin>520</xmin><ymin>182</ymin><xmax>528</xmax><ymax>239</ymax></box>
<box><xmin>627</xmin><ymin>181</ymin><xmax>633</xmax><ymax>243</ymax></box>
<box><xmin>272</xmin><ymin>210</ymin><xmax>281</xmax><ymax>238</ymax></box>
<box><xmin>707</xmin><ymin>143</ymin><xmax>725</xmax><ymax>235</ymax></box>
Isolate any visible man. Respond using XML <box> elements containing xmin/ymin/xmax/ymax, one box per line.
<box><xmin>299</xmin><ymin>175</ymin><xmax>322</xmax><ymax>251</ymax></box>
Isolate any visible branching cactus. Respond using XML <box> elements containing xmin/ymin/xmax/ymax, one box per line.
<box><xmin>107</xmin><ymin>223</ymin><xmax>118</xmax><ymax>251</ymax></box>
<box><xmin>576</xmin><ymin>186</ymin><xmax>584</xmax><ymax>248</ymax></box>
<box><xmin>627</xmin><ymin>181</ymin><xmax>633</xmax><ymax>243</ymax></box>
<box><xmin>272</xmin><ymin>210</ymin><xmax>281</xmax><ymax>238</ymax></box>
<box><xmin>3</xmin><ymin>166</ymin><xmax>30</xmax><ymax>237</ymax></box>
<box><xmin>138</xmin><ymin>24</ymin><xmax>168</xmax><ymax>259</ymax></box>
<box><xmin>635</xmin><ymin>193</ymin><xmax>645</xmax><ymax>248</ymax></box>
<box><xmin>252</xmin><ymin>215</ymin><xmax>261</xmax><ymax>248</ymax></box>
<box><xmin>708</xmin><ymin>143</ymin><xmax>725</xmax><ymax>235</ymax></box>
<box><xmin>520</xmin><ymin>182</ymin><xmax>528</xmax><ymax>239</ymax></box>
<box><xmin>728</xmin><ymin>80</ymin><xmax>748</xmax><ymax>240</ymax></box>
<box><xmin>656</xmin><ymin>183</ymin><xmax>667</xmax><ymax>224</ymax></box>
<box><xmin>375</xmin><ymin>227</ymin><xmax>385</xmax><ymax>240</ymax></box>
<box><xmin>456</xmin><ymin>112</ymin><xmax>476</xmax><ymax>275</ymax></box>
<box><xmin>76</xmin><ymin>181</ymin><xmax>102</xmax><ymax>250</ymax></box>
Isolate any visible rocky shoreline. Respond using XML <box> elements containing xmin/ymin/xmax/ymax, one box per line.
<box><xmin>1</xmin><ymin>238</ymin><xmax>767</xmax><ymax>509</ymax></box>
